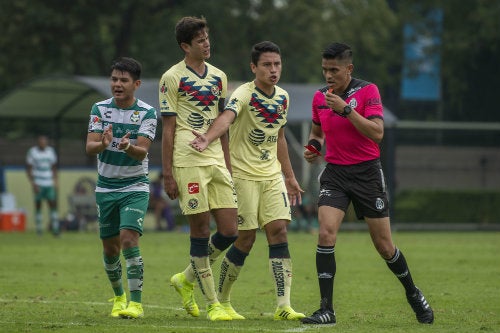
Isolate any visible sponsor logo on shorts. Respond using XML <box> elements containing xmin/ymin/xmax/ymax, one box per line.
<box><xmin>188</xmin><ymin>182</ymin><xmax>199</xmax><ymax>194</ymax></box>
<box><xmin>188</xmin><ymin>198</ymin><xmax>198</xmax><ymax>209</ymax></box>
<box><xmin>125</xmin><ymin>207</ymin><xmax>145</xmax><ymax>214</ymax></box>
<box><xmin>319</xmin><ymin>188</ymin><xmax>332</xmax><ymax>197</ymax></box>
<box><xmin>237</xmin><ymin>215</ymin><xmax>244</xmax><ymax>225</ymax></box>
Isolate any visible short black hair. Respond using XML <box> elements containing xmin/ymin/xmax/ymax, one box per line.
<box><xmin>111</xmin><ymin>57</ymin><xmax>142</xmax><ymax>81</ymax></box>
<box><xmin>322</xmin><ymin>42</ymin><xmax>353</xmax><ymax>62</ymax></box>
<box><xmin>175</xmin><ymin>16</ymin><xmax>208</xmax><ymax>46</ymax></box>
<box><xmin>251</xmin><ymin>41</ymin><xmax>281</xmax><ymax>65</ymax></box>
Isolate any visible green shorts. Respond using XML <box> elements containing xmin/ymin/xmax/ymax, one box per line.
<box><xmin>234</xmin><ymin>177</ymin><xmax>291</xmax><ymax>230</ymax></box>
<box><xmin>35</xmin><ymin>186</ymin><xmax>57</xmax><ymax>202</ymax></box>
<box><xmin>96</xmin><ymin>191</ymin><xmax>149</xmax><ymax>239</ymax></box>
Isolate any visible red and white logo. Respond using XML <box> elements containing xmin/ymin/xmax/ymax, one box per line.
<box><xmin>188</xmin><ymin>183</ymin><xmax>199</xmax><ymax>194</ymax></box>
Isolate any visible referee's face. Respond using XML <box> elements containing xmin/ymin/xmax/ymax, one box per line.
<box><xmin>322</xmin><ymin>58</ymin><xmax>353</xmax><ymax>94</ymax></box>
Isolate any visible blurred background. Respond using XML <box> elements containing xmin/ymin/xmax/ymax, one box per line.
<box><xmin>0</xmin><ymin>0</ymin><xmax>499</xmax><ymax>231</ymax></box>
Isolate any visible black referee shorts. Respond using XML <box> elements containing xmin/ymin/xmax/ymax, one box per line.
<box><xmin>317</xmin><ymin>158</ymin><xmax>389</xmax><ymax>220</ymax></box>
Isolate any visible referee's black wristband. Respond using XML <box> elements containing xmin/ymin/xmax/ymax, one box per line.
<box><xmin>308</xmin><ymin>139</ymin><xmax>322</xmax><ymax>152</ymax></box>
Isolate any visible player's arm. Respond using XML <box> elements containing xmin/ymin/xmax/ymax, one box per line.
<box><xmin>121</xmin><ymin>133</ymin><xmax>151</xmax><ymax>161</ymax></box>
<box><xmin>25</xmin><ymin>162</ymin><xmax>35</xmax><ymax>187</ymax></box>
<box><xmin>86</xmin><ymin>129</ymin><xmax>111</xmax><ymax>155</ymax></box>
<box><xmin>161</xmin><ymin>115</ymin><xmax>178</xmax><ymax>199</ymax></box>
<box><xmin>217</xmin><ymin>98</ymin><xmax>232</xmax><ymax>173</ymax></box>
<box><xmin>190</xmin><ymin>109</ymin><xmax>236</xmax><ymax>152</ymax></box>
<box><xmin>51</xmin><ymin>162</ymin><xmax>58</xmax><ymax>188</ymax></box>
<box><xmin>277</xmin><ymin>127</ymin><xmax>303</xmax><ymax>206</ymax></box>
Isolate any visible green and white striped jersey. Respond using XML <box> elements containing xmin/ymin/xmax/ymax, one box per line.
<box><xmin>26</xmin><ymin>146</ymin><xmax>57</xmax><ymax>187</ymax></box>
<box><xmin>88</xmin><ymin>97</ymin><xmax>157</xmax><ymax>193</ymax></box>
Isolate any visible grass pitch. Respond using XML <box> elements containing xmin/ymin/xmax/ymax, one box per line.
<box><xmin>0</xmin><ymin>229</ymin><xmax>499</xmax><ymax>333</ymax></box>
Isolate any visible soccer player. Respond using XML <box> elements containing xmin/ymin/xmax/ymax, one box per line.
<box><xmin>300</xmin><ymin>42</ymin><xmax>434</xmax><ymax>325</ymax></box>
<box><xmin>86</xmin><ymin>57</ymin><xmax>157</xmax><ymax>319</ymax></box>
<box><xmin>190</xmin><ymin>41</ymin><xmax>306</xmax><ymax>321</ymax></box>
<box><xmin>159</xmin><ymin>16</ymin><xmax>238</xmax><ymax>321</ymax></box>
<box><xmin>26</xmin><ymin>135</ymin><xmax>59</xmax><ymax>236</ymax></box>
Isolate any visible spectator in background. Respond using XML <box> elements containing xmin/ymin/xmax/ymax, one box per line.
<box><xmin>26</xmin><ymin>135</ymin><xmax>59</xmax><ymax>236</ymax></box>
<box><xmin>149</xmin><ymin>173</ymin><xmax>176</xmax><ymax>231</ymax></box>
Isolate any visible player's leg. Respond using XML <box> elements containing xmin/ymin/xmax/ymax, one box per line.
<box><xmin>216</xmin><ymin>229</ymin><xmax>253</xmax><ymax>319</ymax></box>
<box><xmin>215</xmin><ymin>176</ymin><xmax>257</xmax><ymax>319</ymax></box>
<box><xmin>47</xmin><ymin>186</ymin><xmax>59</xmax><ymax>236</ymax></box>
<box><xmin>262</xmin><ymin>219</ymin><xmax>305</xmax><ymax>321</ymax></box>
<box><xmin>34</xmin><ymin>191</ymin><xmax>43</xmax><ymax>235</ymax></box>
<box><xmin>188</xmin><ymin>212</ymin><xmax>232</xmax><ymax>321</ymax></box>
<box><xmin>117</xmin><ymin>191</ymin><xmax>148</xmax><ymax>319</ymax></box>
<box><xmin>97</xmin><ymin>192</ymin><xmax>126</xmax><ymax>318</ymax></box>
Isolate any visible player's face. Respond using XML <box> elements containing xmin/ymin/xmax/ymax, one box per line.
<box><xmin>186</xmin><ymin>29</ymin><xmax>210</xmax><ymax>60</ymax></box>
<box><xmin>37</xmin><ymin>136</ymin><xmax>48</xmax><ymax>149</ymax></box>
<box><xmin>322</xmin><ymin>58</ymin><xmax>353</xmax><ymax>94</ymax></box>
<box><xmin>110</xmin><ymin>70</ymin><xmax>140</xmax><ymax>108</ymax></box>
<box><xmin>252</xmin><ymin>52</ymin><xmax>282</xmax><ymax>90</ymax></box>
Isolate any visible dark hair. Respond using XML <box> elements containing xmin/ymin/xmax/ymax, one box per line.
<box><xmin>175</xmin><ymin>16</ymin><xmax>208</xmax><ymax>46</ymax></box>
<box><xmin>111</xmin><ymin>57</ymin><xmax>142</xmax><ymax>81</ymax></box>
<box><xmin>251</xmin><ymin>41</ymin><xmax>281</xmax><ymax>65</ymax></box>
<box><xmin>322</xmin><ymin>42</ymin><xmax>353</xmax><ymax>63</ymax></box>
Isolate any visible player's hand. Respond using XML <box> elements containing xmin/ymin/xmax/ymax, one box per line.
<box><xmin>285</xmin><ymin>177</ymin><xmax>304</xmax><ymax>206</ymax></box>
<box><xmin>163</xmin><ymin>174</ymin><xmax>179</xmax><ymax>200</ymax></box>
<box><xmin>118</xmin><ymin>132</ymin><xmax>131</xmax><ymax>150</ymax></box>
<box><xmin>190</xmin><ymin>131</ymin><xmax>209</xmax><ymax>152</ymax></box>
<box><xmin>101</xmin><ymin>124</ymin><xmax>113</xmax><ymax>148</ymax></box>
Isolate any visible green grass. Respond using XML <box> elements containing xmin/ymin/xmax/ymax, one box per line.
<box><xmin>0</xmin><ymin>230</ymin><xmax>499</xmax><ymax>333</ymax></box>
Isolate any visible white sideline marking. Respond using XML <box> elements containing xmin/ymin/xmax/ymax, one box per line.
<box><xmin>0</xmin><ymin>298</ymin><xmax>314</xmax><ymax>332</ymax></box>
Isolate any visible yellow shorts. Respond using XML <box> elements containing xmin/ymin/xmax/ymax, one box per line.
<box><xmin>174</xmin><ymin>165</ymin><xmax>238</xmax><ymax>215</ymax></box>
<box><xmin>234</xmin><ymin>177</ymin><xmax>291</xmax><ymax>230</ymax></box>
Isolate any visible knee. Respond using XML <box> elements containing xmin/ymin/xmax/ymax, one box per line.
<box><xmin>318</xmin><ymin>228</ymin><xmax>336</xmax><ymax>246</ymax></box>
<box><xmin>235</xmin><ymin>233</ymin><xmax>255</xmax><ymax>252</ymax></box>
<box><xmin>376</xmin><ymin>243</ymin><xmax>396</xmax><ymax>260</ymax></box>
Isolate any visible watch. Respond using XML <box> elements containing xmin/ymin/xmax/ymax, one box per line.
<box><xmin>343</xmin><ymin>105</ymin><xmax>353</xmax><ymax>116</ymax></box>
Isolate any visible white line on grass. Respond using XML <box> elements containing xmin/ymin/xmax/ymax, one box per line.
<box><xmin>0</xmin><ymin>298</ymin><xmax>316</xmax><ymax>332</ymax></box>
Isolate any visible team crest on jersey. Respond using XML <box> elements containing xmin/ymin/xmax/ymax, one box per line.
<box><xmin>188</xmin><ymin>198</ymin><xmax>199</xmax><ymax>210</ymax></box>
<box><xmin>211</xmin><ymin>84</ymin><xmax>220</xmax><ymax>96</ymax></box>
<box><xmin>160</xmin><ymin>82</ymin><xmax>167</xmax><ymax>93</ymax></box>
<box><xmin>130</xmin><ymin>111</ymin><xmax>140</xmax><ymax>122</ymax></box>
<box><xmin>349</xmin><ymin>98</ymin><xmax>358</xmax><ymax>109</ymax></box>
<box><xmin>277</xmin><ymin>104</ymin><xmax>285</xmax><ymax>115</ymax></box>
